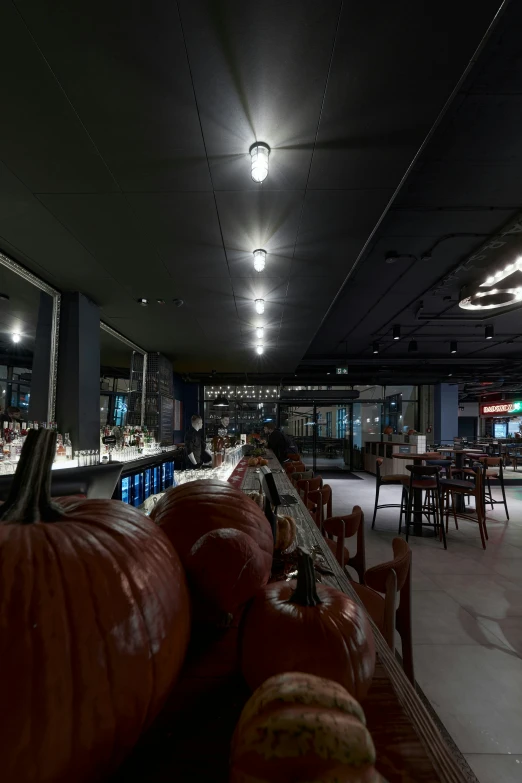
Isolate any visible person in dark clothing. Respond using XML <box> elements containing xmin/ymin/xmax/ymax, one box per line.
<box><xmin>184</xmin><ymin>414</ymin><xmax>211</xmax><ymax>469</ymax></box>
<box><xmin>264</xmin><ymin>423</ymin><xmax>288</xmax><ymax>464</ymax></box>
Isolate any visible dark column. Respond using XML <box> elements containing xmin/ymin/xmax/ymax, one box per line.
<box><xmin>434</xmin><ymin>383</ymin><xmax>458</xmax><ymax>445</ymax></box>
<box><xmin>56</xmin><ymin>292</ymin><xmax>100</xmax><ymax>451</ymax></box>
<box><xmin>29</xmin><ymin>291</ymin><xmax>54</xmax><ymax>422</ymax></box>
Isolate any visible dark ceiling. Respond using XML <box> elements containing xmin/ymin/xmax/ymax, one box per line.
<box><xmin>0</xmin><ymin>0</ymin><xmax>515</xmax><ymax>385</ymax></box>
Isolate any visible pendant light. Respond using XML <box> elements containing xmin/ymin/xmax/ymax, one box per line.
<box><xmin>485</xmin><ymin>324</ymin><xmax>494</xmax><ymax>340</ymax></box>
<box><xmin>450</xmin><ymin>341</ymin><xmax>458</xmax><ymax>354</ymax></box>
<box><xmin>372</xmin><ymin>341</ymin><xmax>379</xmax><ymax>354</ymax></box>
<box><xmin>393</xmin><ymin>325</ymin><xmax>401</xmax><ymax>340</ymax></box>
<box><xmin>253</xmin><ymin>249</ymin><xmax>266</xmax><ymax>272</ymax></box>
<box><xmin>249</xmin><ymin>142</ymin><xmax>270</xmax><ymax>183</ymax></box>
<box><xmin>255</xmin><ymin>299</ymin><xmax>265</xmax><ymax>314</ymax></box>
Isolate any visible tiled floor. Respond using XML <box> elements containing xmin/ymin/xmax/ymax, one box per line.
<box><xmin>328</xmin><ymin>472</ymin><xmax>522</xmax><ymax>783</ymax></box>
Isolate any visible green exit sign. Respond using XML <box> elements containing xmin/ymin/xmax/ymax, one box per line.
<box><xmin>336</xmin><ymin>367</ymin><xmax>348</xmax><ymax>375</ymax></box>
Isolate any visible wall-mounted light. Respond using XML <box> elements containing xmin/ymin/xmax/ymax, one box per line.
<box><xmin>256</xmin><ymin>344</ymin><xmax>264</xmax><ymax>355</ymax></box>
<box><xmin>372</xmin><ymin>341</ymin><xmax>379</xmax><ymax>354</ymax></box>
<box><xmin>249</xmin><ymin>142</ymin><xmax>270</xmax><ymax>183</ymax></box>
<box><xmin>256</xmin><ymin>326</ymin><xmax>264</xmax><ymax>339</ymax></box>
<box><xmin>485</xmin><ymin>324</ymin><xmax>494</xmax><ymax>340</ymax></box>
<box><xmin>408</xmin><ymin>339</ymin><xmax>418</xmax><ymax>353</ymax></box>
<box><xmin>253</xmin><ymin>249</ymin><xmax>266</xmax><ymax>272</ymax></box>
<box><xmin>12</xmin><ymin>332</ymin><xmax>21</xmax><ymax>343</ymax></box>
<box><xmin>255</xmin><ymin>299</ymin><xmax>265</xmax><ymax>314</ymax></box>
<box><xmin>450</xmin><ymin>341</ymin><xmax>458</xmax><ymax>354</ymax></box>
<box><xmin>393</xmin><ymin>325</ymin><xmax>401</xmax><ymax>340</ymax></box>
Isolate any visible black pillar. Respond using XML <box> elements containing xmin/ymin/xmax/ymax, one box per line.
<box><xmin>56</xmin><ymin>292</ymin><xmax>100</xmax><ymax>451</ymax></box>
<box><xmin>30</xmin><ymin>291</ymin><xmax>54</xmax><ymax>422</ymax></box>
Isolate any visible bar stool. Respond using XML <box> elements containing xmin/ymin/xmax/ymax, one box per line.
<box><xmin>479</xmin><ymin>457</ymin><xmax>509</xmax><ymax>520</ymax></box>
<box><xmin>290</xmin><ymin>469</ymin><xmax>314</xmax><ymax>487</ymax></box>
<box><xmin>322</xmin><ymin>505</ymin><xmax>366</xmax><ymax>583</ymax></box>
<box><xmin>284</xmin><ymin>461</ymin><xmax>306</xmax><ymax>475</ymax></box>
<box><xmin>440</xmin><ymin>464</ymin><xmax>488</xmax><ymax>549</ymax></box>
<box><xmin>352</xmin><ymin>538</ymin><xmax>413</xmax><ymax>683</ymax></box>
<box><xmin>371</xmin><ymin>457</ymin><xmax>409</xmax><ymax>531</ymax></box>
<box><xmin>404</xmin><ymin>465</ymin><xmax>446</xmax><ymax>548</ymax></box>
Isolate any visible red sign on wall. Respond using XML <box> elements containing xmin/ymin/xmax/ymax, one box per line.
<box><xmin>480</xmin><ymin>401</ymin><xmax>522</xmax><ymax>416</ymax></box>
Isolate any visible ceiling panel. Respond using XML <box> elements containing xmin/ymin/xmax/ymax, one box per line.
<box><xmin>15</xmin><ymin>0</ymin><xmax>211</xmax><ymax>193</ymax></box>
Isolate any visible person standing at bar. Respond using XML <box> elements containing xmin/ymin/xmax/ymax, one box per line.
<box><xmin>264</xmin><ymin>422</ymin><xmax>288</xmax><ymax>464</ymax></box>
<box><xmin>185</xmin><ymin>414</ymin><xmax>211</xmax><ymax>469</ymax></box>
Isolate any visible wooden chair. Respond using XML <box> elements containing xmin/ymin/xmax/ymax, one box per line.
<box><xmin>295</xmin><ymin>476</ymin><xmax>323</xmax><ymax>507</ymax></box>
<box><xmin>323</xmin><ymin>505</ymin><xmax>366</xmax><ymax>584</ymax></box>
<box><xmin>308</xmin><ymin>483</ymin><xmax>332</xmax><ymax>531</ymax></box>
<box><xmin>284</xmin><ymin>461</ymin><xmax>306</xmax><ymax>475</ymax></box>
<box><xmin>306</xmin><ymin>498</ymin><xmax>320</xmax><ymax>527</ymax></box>
<box><xmin>290</xmin><ymin>469</ymin><xmax>314</xmax><ymax>487</ymax></box>
<box><xmin>286</xmin><ymin>453</ymin><xmax>302</xmax><ymax>462</ymax></box>
<box><xmin>439</xmin><ymin>464</ymin><xmax>488</xmax><ymax>549</ymax></box>
<box><xmin>352</xmin><ymin>538</ymin><xmax>413</xmax><ymax>683</ymax></box>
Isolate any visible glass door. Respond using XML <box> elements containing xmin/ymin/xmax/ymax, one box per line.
<box><xmin>314</xmin><ymin>403</ymin><xmax>353</xmax><ymax>473</ymax></box>
<box><xmin>279</xmin><ymin>402</ymin><xmax>315</xmax><ymax>471</ymax></box>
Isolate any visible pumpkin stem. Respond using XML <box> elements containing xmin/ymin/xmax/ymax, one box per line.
<box><xmin>0</xmin><ymin>429</ymin><xmax>66</xmax><ymax>524</ymax></box>
<box><xmin>288</xmin><ymin>550</ymin><xmax>322</xmax><ymax>606</ymax></box>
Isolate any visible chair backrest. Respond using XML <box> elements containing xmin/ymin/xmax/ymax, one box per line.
<box><xmin>365</xmin><ymin>537</ymin><xmax>412</xmax><ymax>593</ymax></box>
<box><xmin>285</xmin><ymin>461</ymin><xmax>306</xmax><ymax>475</ymax></box>
<box><xmin>307</xmin><ymin>476</ymin><xmax>323</xmax><ymax>492</ymax></box>
<box><xmin>306</xmin><ymin>498</ymin><xmax>319</xmax><ymax>526</ymax></box>
<box><xmin>422</xmin><ymin>452</ymin><xmax>443</xmax><ymax>459</ymax></box>
<box><xmin>479</xmin><ymin>456</ymin><xmax>501</xmax><ymax>467</ymax></box>
<box><xmin>287</xmin><ymin>453</ymin><xmax>302</xmax><ymax>462</ymax></box>
<box><xmin>295</xmin><ymin>476</ymin><xmax>322</xmax><ymax>506</ymax></box>
<box><xmin>323</xmin><ymin>505</ymin><xmax>365</xmax><ymax>580</ymax></box>
<box><xmin>407</xmin><ymin>464</ymin><xmax>439</xmax><ymax>476</ymax></box>
<box><xmin>291</xmin><ymin>470</ymin><xmax>314</xmax><ymax>488</ymax></box>
<box><xmin>375</xmin><ymin>457</ymin><xmax>383</xmax><ymax>481</ymax></box>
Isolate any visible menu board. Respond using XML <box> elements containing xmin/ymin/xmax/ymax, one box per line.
<box><xmin>160</xmin><ymin>396</ymin><xmax>174</xmax><ymax>444</ymax></box>
<box><xmin>174</xmin><ymin>399</ymin><xmax>182</xmax><ymax>431</ymax></box>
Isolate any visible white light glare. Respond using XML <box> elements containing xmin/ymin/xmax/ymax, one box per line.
<box><xmin>480</xmin><ymin>256</ymin><xmax>522</xmax><ymax>287</ymax></box>
<box><xmin>253</xmin><ymin>249</ymin><xmax>266</xmax><ymax>272</ymax></box>
<box><xmin>256</xmin><ymin>326</ymin><xmax>264</xmax><ymax>339</ymax></box>
<box><xmin>12</xmin><ymin>332</ymin><xmax>21</xmax><ymax>343</ymax></box>
<box><xmin>250</xmin><ymin>142</ymin><xmax>270</xmax><ymax>183</ymax></box>
<box><xmin>255</xmin><ymin>299</ymin><xmax>265</xmax><ymax>314</ymax></box>
<box><xmin>256</xmin><ymin>344</ymin><xmax>264</xmax><ymax>355</ymax></box>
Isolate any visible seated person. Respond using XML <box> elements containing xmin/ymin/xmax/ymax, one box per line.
<box><xmin>264</xmin><ymin>422</ymin><xmax>288</xmax><ymax>464</ymax></box>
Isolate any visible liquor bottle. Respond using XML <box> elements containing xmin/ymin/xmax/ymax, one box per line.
<box><xmin>56</xmin><ymin>434</ymin><xmax>66</xmax><ymax>461</ymax></box>
<box><xmin>65</xmin><ymin>433</ymin><xmax>72</xmax><ymax>459</ymax></box>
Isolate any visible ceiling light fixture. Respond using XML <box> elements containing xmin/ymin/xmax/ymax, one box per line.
<box><xmin>137</xmin><ymin>297</ymin><xmax>148</xmax><ymax>306</ymax></box>
<box><xmin>256</xmin><ymin>344</ymin><xmax>264</xmax><ymax>355</ymax></box>
<box><xmin>255</xmin><ymin>298</ymin><xmax>265</xmax><ymax>314</ymax></box>
<box><xmin>253</xmin><ymin>249</ymin><xmax>266</xmax><ymax>272</ymax></box>
<box><xmin>485</xmin><ymin>325</ymin><xmax>494</xmax><ymax>340</ymax></box>
<box><xmin>249</xmin><ymin>142</ymin><xmax>270</xmax><ymax>183</ymax></box>
<box><xmin>11</xmin><ymin>332</ymin><xmax>21</xmax><ymax>343</ymax></box>
<box><xmin>372</xmin><ymin>341</ymin><xmax>379</xmax><ymax>354</ymax></box>
<box><xmin>256</xmin><ymin>326</ymin><xmax>264</xmax><ymax>339</ymax></box>
<box><xmin>408</xmin><ymin>339</ymin><xmax>418</xmax><ymax>353</ymax></box>
<box><xmin>450</xmin><ymin>341</ymin><xmax>458</xmax><ymax>354</ymax></box>
<box><xmin>393</xmin><ymin>325</ymin><xmax>401</xmax><ymax>340</ymax></box>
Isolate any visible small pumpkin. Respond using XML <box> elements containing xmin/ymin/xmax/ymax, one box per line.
<box><xmin>248</xmin><ymin>457</ymin><xmax>259</xmax><ymax>467</ymax></box>
<box><xmin>275</xmin><ymin>514</ymin><xmax>296</xmax><ymax>552</ymax></box>
<box><xmin>257</xmin><ymin>458</ymin><xmax>269</xmax><ymax>466</ymax></box>
<box><xmin>240</xmin><ymin>550</ymin><xmax>375</xmax><ymax>700</ymax></box>
<box><xmin>0</xmin><ymin>429</ymin><xmax>191</xmax><ymax>783</ymax></box>
<box><xmin>383</xmin><ymin>426</ymin><xmax>393</xmax><ymax>435</ymax></box>
<box><xmin>186</xmin><ymin>528</ymin><xmax>269</xmax><ymax>626</ymax></box>
<box><xmin>151</xmin><ymin>479</ymin><xmax>273</xmax><ymax>572</ymax></box>
<box><xmin>230</xmin><ymin>672</ymin><xmax>379</xmax><ymax>783</ymax></box>
<box><xmin>248</xmin><ymin>491</ymin><xmax>264</xmax><ymax>509</ymax></box>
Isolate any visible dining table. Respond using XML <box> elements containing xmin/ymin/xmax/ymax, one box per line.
<box><xmin>436</xmin><ymin>448</ymin><xmax>486</xmax><ymax>511</ymax></box>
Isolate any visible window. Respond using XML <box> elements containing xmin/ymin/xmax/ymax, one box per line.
<box><xmin>337</xmin><ymin>408</ymin><xmax>347</xmax><ymax>438</ymax></box>
<box><xmin>326</xmin><ymin>411</ymin><xmax>332</xmax><ymax>437</ymax></box>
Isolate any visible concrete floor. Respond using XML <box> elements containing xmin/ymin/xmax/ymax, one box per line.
<box><xmin>327</xmin><ymin>472</ymin><xmax>522</xmax><ymax>783</ymax></box>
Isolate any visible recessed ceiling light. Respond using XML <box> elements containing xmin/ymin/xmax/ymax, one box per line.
<box><xmin>256</xmin><ymin>345</ymin><xmax>264</xmax><ymax>355</ymax></box>
<box><xmin>12</xmin><ymin>332</ymin><xmax>21</xmax><ymax>343</ymax></box>
<box><xmin>249</xmin><ymin>142</ymin><xmax>270</xmax><ymax>183</ymax></box>
<box><xmin>256</xmin><ymin>326</ymin><xmax>264</xmax><ymax>339</ymax></box>
<box><xmin>156</xmin><ymin>299</ymin><xmax>166</xmax><ymax>305</ymax></box>
<box><xmin>255</xmin><ymin>299</ymin><xmax>265</xmax><ymax>314</ymax></box>
<box><xmin>137</xmin><ymin>298</ymin><xmax>148</xmax><ymax>306</ymax></box>
<box><xmin>253</xmin><ymin>249</ymin><xmax>267</xmax><ymax>272</ymax></box>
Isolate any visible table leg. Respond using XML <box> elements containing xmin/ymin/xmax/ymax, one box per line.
<box><xmin>413</xmin><ymin>486</ymin><xmax>424</xmax><ymax>536</ymax></box>
<box><xmin>455</xmin><ymin>453</ymin><xmax>465</xmax><ymax>513</ymax></box>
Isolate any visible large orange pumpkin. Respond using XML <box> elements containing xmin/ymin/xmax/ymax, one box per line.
<box><xmin>230</xmin><ymin>672</ymin><xmax>379</xmax><ymax>783</ymax></box>
<box><xmin>186</xmin><ymin>528</ymin><xmax>269</xmax><ymax>626</ymax></box>
<box><xmin>240</xmin><ymin>551</ymin><xmax>375</xmax><ymax>700</ymax></box>
<box><xmin>0</xmin><ymin>429</ymin><xmax>191</xmax><ymax>783</ymax></box>
<box><xmin>151</xmin><ymin>479</ymin><xmax>274</xmax><ymax>572</ymax></box>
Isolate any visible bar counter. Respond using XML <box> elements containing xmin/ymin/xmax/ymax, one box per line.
<box><xmin>113</xmin><ymin>452</ymin><xmax>473</xmax><ymax>783</ymax></box>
